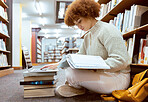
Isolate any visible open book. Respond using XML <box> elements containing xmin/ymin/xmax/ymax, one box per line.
<box><xmin>66</xmin><ymin>54</ymin><xmax>110</xmax><ymax>69</ymax></box>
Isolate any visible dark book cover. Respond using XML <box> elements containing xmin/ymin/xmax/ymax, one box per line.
<box><xmin>20</xmin><ymin>79</ymin><xmax>57</xmax><ymax>85</ymax></box>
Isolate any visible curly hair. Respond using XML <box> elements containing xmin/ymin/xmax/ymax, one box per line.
<box><xmin>64</xmin><ymin>0</ymin><xmax>101</xmax><ymax>26</ymax></box>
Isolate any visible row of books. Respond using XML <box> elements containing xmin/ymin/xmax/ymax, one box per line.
<box><xmin>37</xmin><ymin>44</ymin><xmax>41</xmax><ymax>50</ymax></box>
<box><xmin>99</xmin><ymin>0</ymin><xmax>122</xmax><ymax>20</ymax></box>
<box><xmin>0</xmin><ymin>39</ymin><xmax>6</xmax><ymax>51</ymax></box>
<box><xmin>108</xmin><ymin>5</ymin><xmax>148</xmax><ymax>33</ymax></box>
<box><xmin>22</xmin><ymin>46</ymin><xmax>32</xmax><ymax>68</ymax></box>
<box><xmin>37</xmin><ymin>59</ymin><xmax>42</xmax><ymax>63</ymax></box>
<box><xmin>48</xmin><ymin>50</ymin><xmax>61</xmax><ymax>53</ymax></box>
<box><xmin>0</xmin><ymin>53</ymin><xmax>8</xmax><ymax>66</ymax></box>
<box><xmin>48</xmin><ymin>46</ymin><xmax>62</xmax><ymax>51</ymax></box>
<box><xmin>61</xmin><ymin>37</ymin><xmax>77</xmax><ymax>55</ymax></box>
<box><xmin>138</xmin><ymin>36</ymin><xmax>148</xmax><ymax>64</ymax></box>
<box><xmin>37</xmin><ymin>48</ymin><xmax>41</xmax><ymax>54</ymax></box>
<box><xmin>48</xmin><ymin>59</ymin><xmax>61</xmax><ymax>62</ymax></box>
<box><xmin>21</xmin><ymin>69</ymin><xmax>58</xmax><ymax>98</ymax></box>
<box><xmin>126</xmin><ymin>34</ymin><xmax>135</xmax><ymax>63</ymax></box>
<box><xmin>0</xmin><ymin>21</ymin><xmax>8</xmax><ymax>36</ymax></box>
<box><xmin>37</xmin><ymin>39</ymin><xmax>41</xmax><ymax>46</ymax></box>
<box><xmin>126</xmin><ymin>33</ymin><xmax>148</xmax><ymax>64</ymax></box>
<box><xmin>44</xmin><ymin>45</ymin><xmax>62</xmax><ymax>62</ymax></box>
<box><xmin>37</xmin><ymin>39</ymin><xmax>42</xmax><ymax>63</ymax></box>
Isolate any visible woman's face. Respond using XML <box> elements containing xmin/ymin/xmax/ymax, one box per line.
<box><xmin>74</xmin><ymin>17</ymin><xmax>95</xmax><ymax>31</ymax></box>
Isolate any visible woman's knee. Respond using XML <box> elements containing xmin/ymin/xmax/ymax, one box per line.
<box><xmin>65</xmin><ymin>67</ymin><xmax>79</xmax><ymax>81</ymax></box>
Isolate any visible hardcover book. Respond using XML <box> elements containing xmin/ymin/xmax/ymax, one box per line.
<box><xmin>66</xmin><ymin>54</ymin><xmax>110</xmax><ymax>69</ymax></box>
<box><xmin>24</xmin><ymin>88</ymin><xmax>55</xmax><ymax>98</ymax></box>
<box><xmin>20</xmin><ymin>79</ymin><xmax>57</xmax><ymax>85</ymax></box>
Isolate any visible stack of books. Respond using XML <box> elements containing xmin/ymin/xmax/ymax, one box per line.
<box><xmin>20</xmin><ymin>69</ymin><xmax>58</xmax><ymax>98</ymax></box>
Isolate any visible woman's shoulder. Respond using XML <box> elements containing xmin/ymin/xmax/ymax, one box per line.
<box><xmin>97</xmin><ymin>21</ymin><xmax>122</xmax><ymax>38</ymax></box>
<box><xmin>99</xmin><ymin>21</ymin><xmax>117</xmax><ymax>31</ymax></box>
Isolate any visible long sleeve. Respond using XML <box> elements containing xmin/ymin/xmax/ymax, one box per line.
<box><xmin>57</xmin><ymin>54</ymin><xmax>69</xmax><ymax>68</ymax></box>
<box><xmin>77</xmin><ymin>39</ymin><xmax>86</xmax><ymax>55</ymax></box>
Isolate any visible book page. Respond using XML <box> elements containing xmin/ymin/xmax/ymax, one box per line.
<box><xmin>66</xmin><ymin>54</ymin><xmax>110</xmax><ymax>69</ymax></box>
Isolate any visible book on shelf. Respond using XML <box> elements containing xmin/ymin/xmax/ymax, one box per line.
<box><xmin>127</xmin><ymin>34</ymin><xmax>135</xmax><ymax>63</ymax></box>
<box><xmin>130</xmin><ymin>5</ymin><xmax>148</xmax><ymax>31</ymax></box>
<box><xmin>0</xmin><ymin>39</ymin><xmax>6</xmax><ymax>51</ymax></box>
<box><xmin>109</xmin><ymin>4</ymin><xmax>148</xmax><ymax>34</ymax></box>
<box><xmin>24</xmin><ymin>88</ymin><xmax>55</xmax><ymax>98</ymax></box>
<box><xmin>0</xmin><ymin>53</ymin><xmax>8</xmax><ymax>66</ymax></box>
<box><xmin>138</xmin><ymin>38</ymin><xmax>148</xmax><ymax>64</ymax></box>
<box><xmin>66</xmin><ymin>54</ymin><xmax>110</xmax><ymax>69</ymax></box>
<box><xmin>122</xmin><ymin>9</ymin><xmax>130</xmax><ymax>33</ymax></box>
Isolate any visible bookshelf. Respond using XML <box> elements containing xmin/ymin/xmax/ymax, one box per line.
<box><xmin>48</xmin><ymin>47</ymin><xmax>62</xmax><ymax>63</ymax></box>
<box><xmin>0</xmin><ymin>0</ymin><xmax>13</xmax><ymax>77</ymax></box>
<box><xmin>97</xmin><ymin>0</ymin><xmax>148</xmax><ymax>74</ymax></box>
<box><xmin>98</xmin><ymin>0</ymin><xmax>148</xmax><ymax>22</ymax></box>
<box><xmin>61</xmin><ymin>37</ymin><xmax>76</xmax><ymax>55</ymax></box>
<box><xmin>36</xmin><ymin>39</ymin><xmax>42</xmax><ymax>63</ymax></box>
<box><xmin>67</xmin><ymin>48</ymin><xmax>79</xmax><ymax>54</ymax></box>
<box><xmin>22</xmin><ymin>46</ymin><xmax>32</xmax><ymax>69</ymax></box>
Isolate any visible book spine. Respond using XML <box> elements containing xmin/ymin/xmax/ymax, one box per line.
<box><xmin>20</xmin><ymin>80</ymin><xmax>56</xmax><ymax>85</ymax></box>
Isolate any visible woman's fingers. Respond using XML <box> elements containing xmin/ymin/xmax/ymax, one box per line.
<box><xmin>40</xmin><ymin>63</ymin><xmax>58</xmax><ymax>70</ymax></box>
<box><xmin>40</xmin><ymin>65</ymin><xmax>51</xmax><ymax>70</ymax></box>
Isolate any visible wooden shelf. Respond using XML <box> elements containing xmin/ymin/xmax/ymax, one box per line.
<box><xmin>67</xmin><ymin>48</ymin><xmax>79</xmax><ymax>51</ymax></box>
<box><xmin>0</xmin><ymin>68</ymin><xmax>14</xmax><ymax>77</ymax></box>
<box><xmin>98</xmin><ymin>0</ymin><xmax>110</xmax><ymax>4</ymax></box>
<box><xmin>0</xmin><ymin>0</ymin><xmax>8</xmax><ymax>8</ymax></box>
<box><xmin>37</xmin><ymin>52</ymin><xmax>41</xmax><ymax>55</ymax></box>
<box><xmin>0</xmin><ymin>50</ymin><xmax>11</xmax><ymax>53</ymax></box>
<box><xmin>0</xmin><ymin>15</ymin><xmax>9</xmax><ymax>23</ymax></box>
<box><xmin>0</xmin><ymin>65</ymin><xmax>11</xmax><ymax>68</ymax></box>
<box><xmin>0</xmin><ymin>32</ymin><xmax>10</xmax><ymax>38</ymax></box>
<box><xmin>130</xmin><ymin>64</ymin><xmax>148</xmax><ymax>67</ymax></box>
<box><xmin>123</xmin><ymin>24</ymin><xmax>148</xmax><ymax>39</ymax></box>
<box><xmin>37</xmin><ymin>47</ymin><xmax>41</xmax><ymax>51</ymax></box>
<box><xmin>37</xmin><ymin>42</ymin><xmax>41</xmax><ymax>46</ymax></box>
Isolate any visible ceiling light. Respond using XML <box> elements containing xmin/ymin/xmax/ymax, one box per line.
<box><xmin>34</xmin><ymin>0</ymin><xmax>42</xmax><ymax>16</ymax></box>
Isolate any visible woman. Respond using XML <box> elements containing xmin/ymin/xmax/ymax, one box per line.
<box><xmin>41</xmin><ymin>0</ymin><xmax>131</xmax><ymax>97</ymax></box>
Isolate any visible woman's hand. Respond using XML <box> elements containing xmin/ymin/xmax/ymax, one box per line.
<box><xmin>40</xmin><ymin>63</ymin><xmax>59</xmax><ymax>70</ymax></box>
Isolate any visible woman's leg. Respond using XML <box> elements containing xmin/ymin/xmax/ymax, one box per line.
<box><xmin>65</xmin><ymin>67</ymin><xmax>130</xmax><ymax>94</ymax></box>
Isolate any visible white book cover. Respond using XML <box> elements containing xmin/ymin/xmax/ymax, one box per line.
<box><xmin>66</xmin><ymin>54</ymin><xmax>110</xmax><ymax>69</ymax></box>
<box><xmin>128</xmin><ymin>5</ymin><xmax>135</xmax><ymax>32</ymax></box>
<box><xmin>122</xmin><ymin>10</ymin><xmax>130</xmax><ymax>33</ymax></box>
<box><xmin>127</xmin><ymin>34</ymin><xmax>135</xmax><ymax>63</ymax></box>
<box><xmin>131</xmin><ymin>5</ymin><xmax>148</xmax><ymax>30</ymax></box>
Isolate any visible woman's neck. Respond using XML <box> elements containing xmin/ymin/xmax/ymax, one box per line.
<box><xmin>90</xmin><ymin>18</ymin><xmax>98</xmax><ymax>29</ymax></box>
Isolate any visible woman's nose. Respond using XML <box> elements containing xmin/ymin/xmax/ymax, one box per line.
<box><xmin>77</xmin><ymin>25</ymin><xmax>82</xmax><ymax>30</ymax></box>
